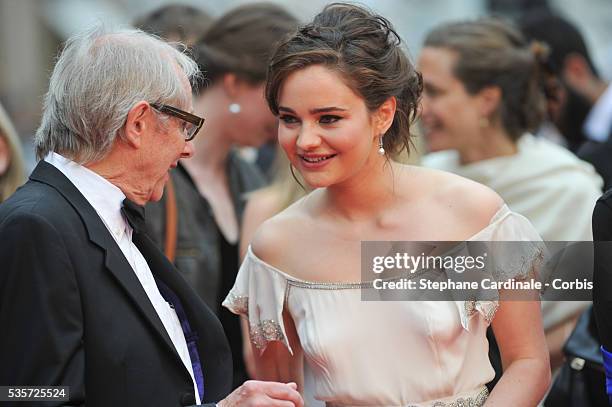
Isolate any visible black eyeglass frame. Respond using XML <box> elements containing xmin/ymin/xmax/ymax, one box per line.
<box><xmin>150</xmin><ymin>102</ymin><xmax>204</xmax><ymax>141</ymax></box>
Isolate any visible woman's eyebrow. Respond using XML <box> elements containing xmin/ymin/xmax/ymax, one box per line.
<box><xmin>277</xmin><ymin>106</ymin><xmax>348</xmax><ymax>114</ymax></box>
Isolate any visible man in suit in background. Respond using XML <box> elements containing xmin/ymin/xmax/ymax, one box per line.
<box><xmin>0</xmin><ymin>26</ymin><xmax>302</xmax><ymax>407</ymax></box>
<box><xmin>520</xmin><ymin>12</ymin><xmax>612</xmax><ymax>190</ymax></box>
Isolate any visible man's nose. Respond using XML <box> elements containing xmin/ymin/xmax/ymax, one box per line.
<box><xmin>181</xmin><ymin>140</ymin><xmax>195</xmax><ymax>158</ymax></box>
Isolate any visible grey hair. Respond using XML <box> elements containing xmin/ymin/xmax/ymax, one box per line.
<box><xmin>35</xmin><ymin>25</ymin><xmax>200</xmax><ymax>163</ymax></box>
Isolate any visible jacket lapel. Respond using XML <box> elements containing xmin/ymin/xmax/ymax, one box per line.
<box><xmin>133</xmin><ymin>231</ymin><xmax>233</xmax><ymax>400</ymax></box>
<box><xmin>29</xmin><ymin>161</ymin><xmax>181</xmax><ymax>363</ymax></box>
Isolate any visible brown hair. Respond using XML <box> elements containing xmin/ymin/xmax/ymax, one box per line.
<box><xmin>265</xmin><ymin>2</ymin><xmax>422</xmax><ymax>156</ymax></box>
<box><xmin>192</xmin><ymin>3</ymin><xmax>298</xmax><ymax>92</ymax></box>
<box><xmin>424</xmin><ymin>18</ymin><xmax>549</xmax><ymax>140</ymax></box>
<box><xmin>133</xmin><ymin>4</ymin><xmax>213</xmax><ymax>47</ymax></box>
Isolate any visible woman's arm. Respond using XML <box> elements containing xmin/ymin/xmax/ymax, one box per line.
<box><xmin>242</xmin><ymin>194</ymin><xmax>306</xmax><ymax>390</ymax></box>
<box><xmin>251</xmin><ymin>308</ymin><xmax>304</xmax><ymax>391</ymax></box>
<box><xmin>486</xmin><ymin>296</ymin><xmax>551</xmax><ymax>406</ymax></box>
<box><xmin>239</xmin><ymin>189</ymin><xmax>285</xmax><ymax>378</ymax></box>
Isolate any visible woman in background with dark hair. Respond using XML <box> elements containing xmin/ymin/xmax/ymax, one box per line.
<box><xmin>133</xmin><ymin>3</ymin><xmax>214</xmax><ymax>47</ymax></box>
<box><xmin>419</xmin><ymin>18</ymin><xmax>602</xmax><ymax>371</ymax></box>
<box><xmin>224</xmin><ymin>4</ymin><xmax>550</xmax><ymax>405</ymax></box>
<box><xmin>144</xmin><ymin>3</ymin><xmax>298</xmax><ymax>387</ymax></box>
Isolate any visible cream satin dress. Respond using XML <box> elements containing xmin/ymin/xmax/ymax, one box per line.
<box><xmin>223</xmin><ymin>205</ymin><xmax>543</xmax><ymax>407</ymax></box>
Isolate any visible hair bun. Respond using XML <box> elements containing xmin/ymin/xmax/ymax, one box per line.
<box><xmin>530</xmin><ymin>41</ymin><xmax>550</xmax><ymax>66</ymax></box>
<box><xmin>299</xmin><ymin>24</ymin><xmax>321</xmax><ymax>39</ymax></box>
<box><xmin>299</xmin><ymin>24</ymin><xmax>345</xmax><ymax>48</ymax></box>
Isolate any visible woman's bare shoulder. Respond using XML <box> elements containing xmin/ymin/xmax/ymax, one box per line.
<box><xmin>409</xmin><ymin>165</ymin><xmax>505</xmax><ymax>227</ymax></box>
<box><xmin>250</xmin><ymin>192</ymin><xmax>317</xmax><ymax>268</ymax></box>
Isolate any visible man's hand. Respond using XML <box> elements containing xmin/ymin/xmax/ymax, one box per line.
<box><xmin>217</xmin><ymin>380</ymin><xmax>303</xmax><ymax>407</ymax></box>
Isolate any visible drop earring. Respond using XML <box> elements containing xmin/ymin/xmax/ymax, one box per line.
<box><xmin>378</xmin><ymin>135</ymin><xmax>385</xmax><ymax>155</ymax></box>
<box><xmin>229</xmin><ymin>103</ymin><xmax>241</xmax><ymax>114</ymax></box>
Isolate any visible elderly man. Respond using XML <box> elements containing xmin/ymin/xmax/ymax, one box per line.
<box><xmin>0</xmin><ymin>27</ymin><xmax>302</xmax><ymax>407</ymax></box>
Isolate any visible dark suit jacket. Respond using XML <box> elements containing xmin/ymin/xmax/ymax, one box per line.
<box><xmin>0</xmin><ymin>161</ymin><xmax>232</xmax><ymax>406</ymax></box>
<box><xmin>593</xmin><ymin>188</ymin><xmax>612</xmax><ymax>352</ymax></box>
<box><xmin>577</xmin><ymin>125</ymin><xmax>612</xmax><ymax>191</ymax></box>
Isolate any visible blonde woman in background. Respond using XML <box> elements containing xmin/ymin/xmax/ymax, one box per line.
<box><xmin>0</xmin><ymin>103</ymin><xmax>25</xmax><ymax>202</ymax></box>
<box><xmin>241</xmin><ymin>148</ymin><xmax>307</xmax><ymax>259</ymax></box>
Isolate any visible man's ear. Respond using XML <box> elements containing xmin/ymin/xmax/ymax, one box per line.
<box><xmin>124</xmin><ymin>101</ymin><xmax>153</xmax><ymax>148</ymax></box>
<box><xmin>476</xmin><ymin>85</ymin><xmax>502</xmax><ymax>118</ymax></box>
<box><xmin>373</xmin><ymin>96</ymin><xmax>397</xmax><ymax>137</ymax></box>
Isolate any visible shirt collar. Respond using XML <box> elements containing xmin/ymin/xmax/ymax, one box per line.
<box><xmin>44</xmin><ymin>152</ymin><xmax>130</xmax><ymax>241</ymax></box>
<box><xmin>584</xmin><ymin>83</ymin><xmax>612</xmax><ymax>142</ymax></box>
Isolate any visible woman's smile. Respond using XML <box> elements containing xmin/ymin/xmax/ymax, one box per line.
<box><xmin>298</xmin><ymin>152</ymin><xmax>338</xmax><ymax>169</ymax></box>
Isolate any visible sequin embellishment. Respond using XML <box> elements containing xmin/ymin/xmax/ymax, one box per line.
<box><xmin>465</xmin><ymin>300</ymin><xmax>499</xmax><ymax>324</ymax></box>
<box><xmin>225</xmin><ymin>293</ymin><xmax>248</xmax><ymax>314</ymax></box>
<box><xmin>250</xmin><ymin>320</ymin><xmax>286</xmax><ymax>350</ymax></box>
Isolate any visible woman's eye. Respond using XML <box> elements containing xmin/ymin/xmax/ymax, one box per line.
<box><xmin>279</xmin><ymin>115</ymin><xmax>299</xmax><ymax>124</ymax></box>
<box><xmin>319</xmin><ymin>115</ymin><xmax>341</xmax><ymax>124</ymax></box>
<box><xmin>424</xmin><ymin>86</ymin><xmax>440</xmax><ymax>98</ymax></box>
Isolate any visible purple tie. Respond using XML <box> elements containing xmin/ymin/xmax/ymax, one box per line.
<box><xmin>156</xmin><ymin>277</ymin><xmax>205</xmax><ymax>402</ymax></box>
<box><xmin>122</xmin><ymin>199</ymin><xmax>205</xmax><ymax>401</ymax></box>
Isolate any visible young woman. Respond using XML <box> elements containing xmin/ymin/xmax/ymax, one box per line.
<box><xmin>224</xmin><ymin>4</ymin><xmax>550</xmax><ymax>405</ymax></box>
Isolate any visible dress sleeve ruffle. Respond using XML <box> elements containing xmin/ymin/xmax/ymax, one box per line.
<box><xmin>222</xmin><ymin>247</ymin><xmax>293</xmax><ymax>355</ymax></box>
<box><xmin>456</xmin><ymin>206</ymin><xmax>546</xmax><ymax>330</ymax></box>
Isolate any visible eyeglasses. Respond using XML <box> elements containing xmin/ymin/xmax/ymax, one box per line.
<box><xmin>150</xmin><ymin>103</ymin><xmax>204</xmax><ymax>141</ymax></box>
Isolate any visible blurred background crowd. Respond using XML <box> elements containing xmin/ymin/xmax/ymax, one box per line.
<box><xmin>1</xmin><ymin>0</ymin><xmax>612</xmax><ymax>405</ymax></box>
<box><xmin>1</xmin><ymin>0</ymin><xmax>611</xmax><ymax>170</ymax></box>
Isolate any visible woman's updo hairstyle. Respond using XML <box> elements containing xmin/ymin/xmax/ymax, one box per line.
<box><xmin>424</xmin><ymin>18</ymin><xmax>550</xmax><ymax>141</ymax></box>
<box><xmin>266</xmin><ymin>2</ymin><xmax>423</xmax><ymax>156</ymax></box>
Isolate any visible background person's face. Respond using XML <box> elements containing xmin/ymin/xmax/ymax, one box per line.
<box><xmin>228</xmin><ymin>82</ymin><xmax>278</xmax><ymax>147</ymax></box>
<box><xmin>418</xmin><ymin>47</ymin><xmax>483</xmax><ymax>153</ymax></box>
<box><xmin>0</xmin><ymin>135</ymin><xmax>10</xmax><ymax>175</ymax></box>
<box><xmin>554</xmin><ymin>82</ymin><xmax>593</xmax><ymax>149</ymax></box>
